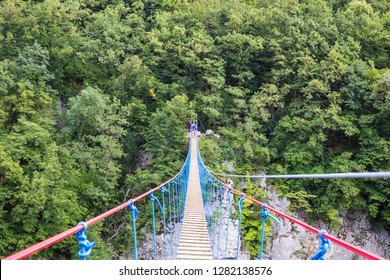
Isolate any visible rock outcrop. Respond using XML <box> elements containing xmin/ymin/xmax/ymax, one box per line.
<box><xmin>263</xmin><ymin>180</ymin><xmax>390</xmax><ymax>260</ymax></box>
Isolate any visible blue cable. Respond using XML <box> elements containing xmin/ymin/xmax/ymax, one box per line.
<box><xmin>259</xmin><ymin>204</ymin><xmax>280</xmax><ymax>260</ymax></box>
<box><xmin>205</xmin><ymin>178</ymin><xmax>212</xmax><ymax>228</ymax></box>
<box><xmin>181</xmin><ymin>175</ymin><xmax>185</xmax><ymax>216</ymax></box>
<box><xmin>177</xmin><ymin>178</ymin><xmax>181</xmax><ymax>223</ymax></box>
<box><xmin>172</xmin><ymin>180</ymin><xmax>177</xmax><ymax>232</ymax></box>
<box><xmin>149</xmin><ymin>192</ymin><xmax>163</xmax><ymax>260</ymax></box>
<box><xmin>211</xmin><ymin>180</ymin><xmax>218</xmax><ymax>257</ymax></box>
<box><xmin>217</xmin><ymin>184</ymin><xmax>225</xmax><ymax>259</ymax></box>
<box><xmin>75</xmin><ymin>222</ymin><xmax>96</xmax><ymax>260</ymax></box>
<box><xmin>173</xmin><ymin>179</ymin><xmax>179</xmax><ymax>248</ymax></box>
<box><xmin>176</xmin><ymin>179</ymin><xmax>180</xmax><ymax>224</ymax></box>
<box><xmin>128</xmin><ymin>200</ymin><xmax>139</xmax><ymax>260</ymax></box>
<box><xmin>236</xmin><ymin>194</ymin><xmax>245</xmax><ymax>260</ymax></box>
<box><xmin>224</xmin><ymin>189</ymin><xmax>233</xmax><ymax>259</ymax></box>
<box><xmin>212</xmin><ymin>182</ymin><xmax>221</xmax><ymax>258</ymax></box>
<box><xmin>175</xmin><ymin>178</ymin><xmax>181</xmax><ymax>256</ymax></box>
<box><xmin>178</xmin><ymin>176</ymin><xmax>184</xmax><ymax>235</ymax></box>
<box><xmin>167</xmin><ymin>182</ymin><xmax>173</xmax><ymax>259</ymax></box>
<box><xmin>311</xmin><ymin>230</ymin><xmax>331</xmax><ymax>260</ymax></box>
<box><xmin>161</xmin><ymin>186</ymin><xmax>167</xmax><ymax>259</ymax></box>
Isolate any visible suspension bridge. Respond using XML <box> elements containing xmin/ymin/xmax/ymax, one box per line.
<box><xmin>2</xmin><ymin>126</ymin><xmax>389</xmax><ymax>261</ymax></box>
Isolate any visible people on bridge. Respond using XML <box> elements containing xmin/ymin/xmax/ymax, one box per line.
<box><xmin>190</xmin><ymin>121</ymin><xmax>197</xmax><ymax>135</ymax></box>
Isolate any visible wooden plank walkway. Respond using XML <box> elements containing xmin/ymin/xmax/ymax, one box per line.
<box><xmin>176</xmin><ymin>134</ymin><xmax>213</xmax><ymax>260</ymax></box>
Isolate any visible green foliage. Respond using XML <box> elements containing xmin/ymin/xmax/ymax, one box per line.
<box><xmin>145</xmin><ymin>94</ymin><xmax>194</xmax><ymax>162</ymax></box>
<box><xmin>127</xmin><ymin>94</ymin><xmax>195</xmax><ymax>193</ymax></box>
<box><xmin>62</xmin><ymin>86</ymin><xmax>130</xmax><ymax>213</ymax></box>
<box><xmin>0</xmin><ymin>119</ymin><xmax>87</xmax><ymax>258</ymax></box>
<box><xmin>0</xmin><ymin>42</ymin><xmax>54</xmax><ymax>128</ymax></box>
<box><xmin>198</xmin><ymin>136</ymin><xmax>222</xmax><ymax>170</ymax></box>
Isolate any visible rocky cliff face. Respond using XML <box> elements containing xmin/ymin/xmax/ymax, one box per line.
<box><xmin>136</xmin><ymin>225</ymin><xmax>181</xmax><ymax>260</ymax></box>
<box><xmin>203</xmin><ymin>176</ymin><xmax>389</xmax><ymax>260</ymax></box>
<box><xmin>263</xmin><ymin>181</ymin><xmax>390</xmax><ymax>260</ymax></box>
<box><xmin>206</xmin><ymin>193</ymin><xmax>251</xmax><ymax>260</ymax></box>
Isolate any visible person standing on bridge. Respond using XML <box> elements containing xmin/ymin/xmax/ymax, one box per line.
<box><xmin>190</xmin><ymin>121</ymin><xmax>197</xmax><ymax>135</ymax></box>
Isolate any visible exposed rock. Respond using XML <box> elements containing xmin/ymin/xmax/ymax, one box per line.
<box><xmin>265</xmin><ymin>185</ymin><xmax>317</xmax><ymax>260</ymax></box>
<box><xmin>136</xmin><ymin>224</ymin><xmax>181</xmax><ymax>260</ymax></box>
<box><xmin>135</xmin><ymin>150</ymin><xmax>152</xmax><ymax>169</ymax></box>
<box><xmin>205</xmin><ymin>129</ymin><xmax>214</xmax><ymax>136</ymax></box>
<box><xmin>263</xmin><ymin>182</ymin><xmax>390</xmax><ymax>260</ymax></box>
<box><xmin>206</xmin><ymin>189</ymin><xmax>251</xmax><ymax>260</ymax></box>
<box><xmin>204</xmin><ymin>129</ymin><xmax>221</xmax><ymax>139</ymax></box>
<box><xmin>222</xmin><ymin>161</ymin><xmax>235</xmax><ymax>172</ymax></box>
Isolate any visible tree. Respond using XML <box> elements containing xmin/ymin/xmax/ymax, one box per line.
<box><xmin>0</xmin><ymin>42</ymin><xmax>54</xmax><ymax>128</ymax></box>
<box><xmin>336</xmin><ymin>0</ymin><xmax>389</xmax><ymax>67</ymax></box>
<box><xmin>62</xmin><ymin>86</ymin><xmax>129</xmax><ymax>212</ymax></box>
<box><xmin>0</xmin><ymin>118</ymin><xmax>87</xmax><ymax>259</ymax></box>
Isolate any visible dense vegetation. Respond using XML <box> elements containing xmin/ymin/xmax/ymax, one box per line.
<box><xmin>0</xmin><ymin>0</ymin><xmax>389</xmax><ymax>259</ymax></box>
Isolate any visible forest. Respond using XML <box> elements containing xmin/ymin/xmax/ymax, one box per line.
<box><xmin>0</xmin><ymin>0</ymin><xmax>389</xmax><ymax>259</ymax></box>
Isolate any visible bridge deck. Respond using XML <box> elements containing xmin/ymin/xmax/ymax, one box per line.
<box><xmin>177</xmin><ymin>134</ymin><xmax>213</xmax><ymax>260</ymax></box>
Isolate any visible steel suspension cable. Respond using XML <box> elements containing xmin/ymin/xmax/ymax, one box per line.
<box><xmin>210</xmin><ymin>171</ymin><xmax>390</xmax><ymax>179</ymax></box>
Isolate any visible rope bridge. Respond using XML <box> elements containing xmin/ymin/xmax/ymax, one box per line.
<box><xmin>3</xmin><ymin>126</ymin><xmax>387</xmax><ymax>260</ymax></box>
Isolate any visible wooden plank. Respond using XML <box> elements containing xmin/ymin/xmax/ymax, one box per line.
<box><xmin>179</xmin><ymin>240</ymin><xmax>210</xmax><ymax>244</ymax></box>
<box><xmin>177</xmin><ymin>251</ymin><xmax>213</xmax><ymax>256</ymax></box>
<box><xmin>177</xmin><ymin>255</ymin><xmax>213</xmax><ymax>260</ymax></box>
<box><xmin>179</xmin><ymin>238</ymin><xmax>210</xmax><ymax>243</ymax></box>
<box><xmin>178</xmin><ymin>243</ymin><xmax>211</xmax><ymax>248</ymax></box>
<box><xmin>178</xmin><ymin>247</ymin><xmax>211</xmax><ymax>252</ymax></box>
<box><xmin>180</xmin><ymin>232</ymin><xmax>209</xmax><ymax>236</ymax></box>
<box><xmin>176</xmin><ymin>135</ymin><xmax>212</xmax><ymax>260</ymax></box>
